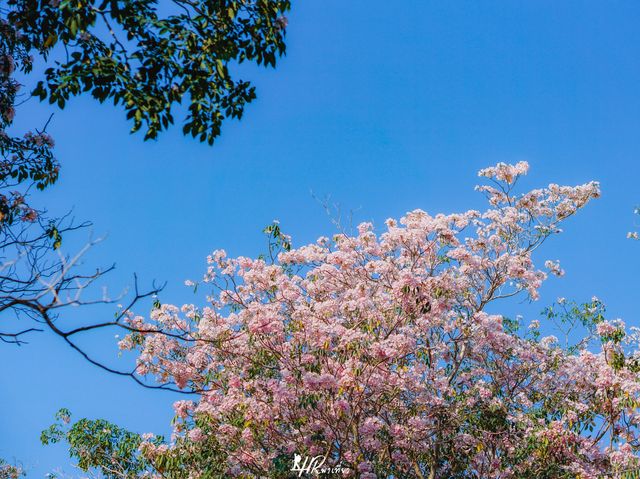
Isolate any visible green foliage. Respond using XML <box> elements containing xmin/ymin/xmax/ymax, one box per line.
<box><xmin>261</xmin><ymin>221</ymin><xmax>291</xmax><ymax>268</ymax></box>
<box><xmin>541</xmin><ymin>297</ymin><xmax>606</xmax><ymax>353</ymax></box>
<box><xmin>502</xmin><ymin>315</ymin><xmax>520</xmax><ymax>335</ymax></box>
<box><xmin>46</xmin><ymin>222</ymin><xmax>62</xmax><ymax>249</ymax></box>
<box><xmin>9</xmin><ymin>0</ymin><xmax>291</xmax><ymax>144</ymax></box>
<box><xmin>41</xmin><ymin>409</ymin><xmax>156</xmax><ymax>478</ymax></box>
<box><xmin>263</xmin><ymin>221</ymin><xmax>291</xmax><ymax>252</ymax></box>
<box><xmin>623</xmin><ymin>468</ymin><xmax>640</xmax><ymax>479</ymax></box>
<box><xmin>542</xmin><ymin>297</ymin><xmax>605</xmax><ymax>332</ymax></box>
<box><xmin>41</xmin><ymin>409</ymin><xmax>231</xmax><ymax>478</ymax></box>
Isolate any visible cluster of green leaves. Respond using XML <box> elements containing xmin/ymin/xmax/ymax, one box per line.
<box><xmin>10</xmin><ymin>0</ymin><xmax>291</xmax><ymax>144</ymax></box>
<box><xmin>540</xmin><ymin>297</ymin><xmax>606</xmax><ymax>352</ymax></box>
<box><xmin>261</xmin><ymin>221</ymin><xmax>291</xmax><ymax>268</ymax></box>
<box><xmin>541</xmin><ymin>297</ymin><xmax>606</xmax><ymax>332</ymax></box>
<box><xmin>263</xmin><ymin>221</ymin><xmax>291</xmax><ymax>251</ymax></box>
<box><xmin>41</xmin><ymin>408</ymin><xmax>233</xmax><ymax>478</ymax></box>
<box><xmin>41</xmin><ymin>408</ymin><xmax>157</xmax><ymax>478</ymax></box>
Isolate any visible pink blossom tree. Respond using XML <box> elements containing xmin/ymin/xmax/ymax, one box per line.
<box><xmin>104</xmin><ymin>162</ymin><xmax>640</xmax><ymax>478</ymax></box>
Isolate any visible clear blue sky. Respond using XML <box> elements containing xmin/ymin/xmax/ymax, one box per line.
<box><xmin>2</xmin><ymin>1</ymin><xmax>640</xmax><ymax>475</ymax></box>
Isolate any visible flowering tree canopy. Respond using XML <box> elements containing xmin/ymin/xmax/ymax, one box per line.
<box><xmin>50</xmin><ymin>162</ymin><xmax>640</xmax><ymax>478</ymax></box>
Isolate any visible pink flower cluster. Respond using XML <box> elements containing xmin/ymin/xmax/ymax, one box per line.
<box><xmin>119</xmin><ymin>163</ymin><xmax>640</xmax><ymax>478</ymax></box>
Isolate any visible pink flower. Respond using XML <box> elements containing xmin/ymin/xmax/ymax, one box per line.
<box><xmin>188</xmin><ymin>428</ymin><xmax>205</xmax><ymax>443</ymax></box>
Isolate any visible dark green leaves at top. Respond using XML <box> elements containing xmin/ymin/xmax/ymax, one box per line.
<box><xmin>9</xmin><ymin>0</ymin><xmax>291</xmax><ymax>145</ymax></box>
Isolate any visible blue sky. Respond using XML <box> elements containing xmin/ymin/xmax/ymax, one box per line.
<box><xmin>2</xmin><ymin>1</ymin><xmax>640</xmax><ymax>475</ymax></box>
